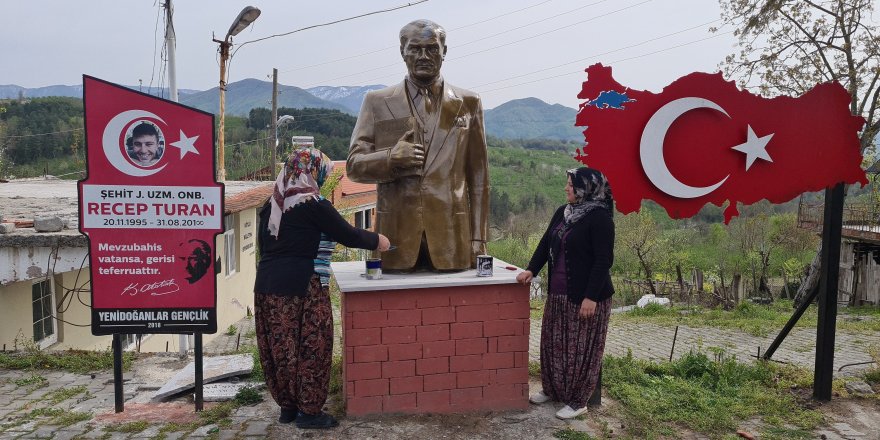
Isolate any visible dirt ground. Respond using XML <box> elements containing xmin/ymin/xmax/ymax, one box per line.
<box><xmin>259</xmin><ymin>378</ymin><xmax>880</xmax><ymax>439</ymax></box>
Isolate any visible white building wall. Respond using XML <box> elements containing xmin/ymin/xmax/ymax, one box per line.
<box><xmin>0</xmin><ymin>208</ymin><xmax>258</xmax><ymax>352</ymax></box>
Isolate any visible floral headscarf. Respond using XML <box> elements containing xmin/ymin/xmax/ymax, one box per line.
<box><xmin>267</xmin><ymin>148</ymin><xmax>334</xmax><ymax>238</ymax></box>
<box><xmin>563</xmin><ymin>167</ymin><xmax>613</xmax><ymax>226</ymax></box>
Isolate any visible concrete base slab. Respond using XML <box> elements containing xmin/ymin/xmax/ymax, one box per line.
<box><xmin>152</xmin><ymin>354</ymin><xmax>253</xmax><ymax>401</ymax></box>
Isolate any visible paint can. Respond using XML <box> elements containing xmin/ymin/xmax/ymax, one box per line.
<box><xmin>476</xmin><ymin>255</ymin><xmax>493</xmax><ymax>277</ymax></box>
<box><xmin>365</xmin><ymin>258</ymin><xmax>382</xmax><ymax>280</ymax></box>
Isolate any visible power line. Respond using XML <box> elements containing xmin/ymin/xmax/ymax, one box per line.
<box><xmin>455</xmin><ymin>0</ymin><xmax>613</xmax><ymax>49</ymax></box>
<box><xmin>453</xmin><ymin>0</ymin><xmax>653</xmax><ymax>61</ymax></box>
<box><xmin>450</xmin><ymin>0</ymin><xmax>555</xmax><ymax>32</ymax></box>
<box><xmin>477</xmin><ymin>30</ymin><xmax>735</xmax><ymax>95</ymax></box>
<box><xmin>233</xmin><ymin>1</ymin><xmax>429</xmax><ymax>59</ymax></box>
<box><xmin>148</xmin><ymin>2</ymin><xmax>163</xmax><ymax>92</ymax></box>
<box><xmin>469</xmin><ymin>18</ymin><xmax>721</xmax><ymax>90</ymax></box>
<box><xmin>333</xmin><ymin>15</ymin><xmax>717</xmax><ymax>90</ymax></box>
<box><xmin>278</xmin><ymin>0</ymin><xmax>555</xmax><ymax>75</ymax></box>
<box><xmin>301</xmin><ymin>0</ymin><xmax>654</xmax><ymax>89</ymax></box>
<box><xmin>4</xmin><ymin>128</ymin><xmax>83</xmax><ymax>139</ymax></box>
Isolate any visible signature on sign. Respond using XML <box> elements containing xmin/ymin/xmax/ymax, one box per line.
<box><xmin>121</xmin><ymin>279</ymin><xmax>180</xmax><ymax>297</ymax></box>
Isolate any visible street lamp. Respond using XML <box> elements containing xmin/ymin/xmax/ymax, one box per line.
<box><xmin>270</xmin><ymin>115</ymin><xmax>295</xmax><ymax>176</ymax></box>
<box><xmin>213</xmin><ymin>6</ymin><xmax>261</xmax><ymax>182</ymax></box>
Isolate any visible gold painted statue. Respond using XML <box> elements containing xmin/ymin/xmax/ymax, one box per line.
<box><xmin>347</xmin><ymin>19</ymin><xmax>489</xmax><ymax>271</ymax></box>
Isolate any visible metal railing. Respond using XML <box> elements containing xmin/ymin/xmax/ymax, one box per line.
<box><xmin>798</xmin><ymin>199</ymin><xmax>880</xmax><ymax>239</ymax></box>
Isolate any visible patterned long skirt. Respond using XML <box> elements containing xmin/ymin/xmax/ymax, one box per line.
<box><xmin>540</xmin><ymin>293</ymin><xmax>612</xmax><ymax>409</ymax></box>
<box><xmin>254</xmin><ymin>275</ymin><xmax>333</xmax><ymax>415</ymax></box>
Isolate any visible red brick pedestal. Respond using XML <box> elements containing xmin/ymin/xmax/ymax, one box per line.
<box><xmin>331</xmin><ymin>261</ymin><xmax>530</xmax><ymax>416</ymax></box>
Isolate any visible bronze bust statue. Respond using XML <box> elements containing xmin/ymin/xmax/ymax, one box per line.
<box><xmin>347</xmin><ymin>19</ymin><xmax>489</xmax><ymax>271</ymax></box>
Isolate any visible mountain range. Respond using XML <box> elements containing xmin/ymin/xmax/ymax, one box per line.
<box><xmin>0</xmin><ymin>82</ymin><xmax>582</xmax><ymax>142</ymax></box>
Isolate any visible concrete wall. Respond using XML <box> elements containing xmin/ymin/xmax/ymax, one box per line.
<box><xmin>0</xmin><ymin>279</ymin><xmax>38</xmax><ymax>350</ymax></box>
<box><xmin>215</xmin><ymin>207</ymin><xmax>257</xmax><ymax>335</ymax></box>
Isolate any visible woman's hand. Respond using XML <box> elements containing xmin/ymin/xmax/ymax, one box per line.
<box><xmin>579</xmin><ymin>298</ymin><xmax>597</xmax><ymax>319</ymax></box>
<box><xmin>516</xmin><ymin>270</ymin><xmax>534</xmax><ymax>285</ymax></box>
<box><xmin>376</xmin><ymin>234</ymin><xmax>391</xmax><ymax>252</ymax></box>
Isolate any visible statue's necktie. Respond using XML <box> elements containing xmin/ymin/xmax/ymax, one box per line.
<box><xmin>421</xmin><ymin>88</ymin><xmax>433</xmax><ymax>115</ymax></box>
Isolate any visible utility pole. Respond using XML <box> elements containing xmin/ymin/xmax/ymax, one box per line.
<box><xmin>165</xmin><ymin>0</ymin><xmax>178</xmax><ymax>102</ymax></box>
<box><xmin>165</xmin><ymin>0</ymin><xmax>188</xmax><ymax>355</ymax></box>
<box><xmin>271</xmin><ymin>68</ymin><xmax>278</xmax><ymax>175</ymax></box>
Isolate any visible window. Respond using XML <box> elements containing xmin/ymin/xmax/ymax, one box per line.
<box><xmin>121</xmin><ymin>334</ymin><xmax>144</xmax><ymax>351</ymax></box>
<box><xmin>224</xmin><ymin>214</ymin><xmax>238</xmax><ymax>277</ymax></box>
<box><xmin>355</xmin><ymin>208</ymin><xmax>374</xmax><ymax>230</ymax></box>
<box><xmin>32</xmin><ymin>279</ymin><xmax>57</xmax><ymax>349</ymax></box>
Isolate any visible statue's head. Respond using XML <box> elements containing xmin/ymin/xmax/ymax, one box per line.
<box><xmin>399</xmin><ymin>19</ymin><xmax>447</xmax><ymax>84</ymax></box>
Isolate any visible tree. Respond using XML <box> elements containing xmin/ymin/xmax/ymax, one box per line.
<box><xmin>720</xmin><ymin>0</ymin><xmax>880</xmax><ymax>150</ymax></box>
<box><xmin>616</xmin><ymin>210</ymin><xmax>666</xmax><ymax>295</ymax></box>
<box><xmin>719</xmin><ymin>0</ymin><xmax>880</xmax><ymax>303</ymax></box>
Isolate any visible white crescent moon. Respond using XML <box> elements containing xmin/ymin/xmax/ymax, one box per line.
<box><xmin>102</xmin><ymin>110</ymin><xmax>167</xmax><ymax>177</ymax></box>
<box><xmin>640</xmin><ymin>97</ymin><xmax>730</xmax><ymax>199</ymax></box>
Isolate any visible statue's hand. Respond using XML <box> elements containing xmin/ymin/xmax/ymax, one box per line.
<box><xmin>389</xmin><ymin>130</ymin><xmax>426</xmax><ymax>169</ymax></box>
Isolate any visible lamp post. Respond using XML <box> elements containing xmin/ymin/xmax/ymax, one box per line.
<box><xmin>273</xmin><ymin>115</ymin><xmax>295</xmax><ymax>171</ymax></box>
<box><xmin>213</xmin><ymin>6</ymin><xmax>261</xmax><ymax>181</ymax></box>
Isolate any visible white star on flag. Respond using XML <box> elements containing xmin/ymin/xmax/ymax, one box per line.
<box><xmin>731</xmin><ymin>125</ymin><xmax>774</xmax><ymax>171</ymax></box>
<box><xmin>169</xmin><ymin>130</ymin><xmax>200</xmax><ymax>159</ymax></box>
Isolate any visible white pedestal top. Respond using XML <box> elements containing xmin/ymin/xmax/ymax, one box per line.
<box><xmin>331</xmin><ymin>258</ymin><xmax>524</xmax><ymax>292</ymax></box>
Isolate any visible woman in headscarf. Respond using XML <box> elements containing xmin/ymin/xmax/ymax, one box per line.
<box><xmin>516</xmin><ymin>167</ymin><xmax>615</xmax><ymax>420</ymax></box>
<box><xmin>254</xmin><ymin>148</ymin><xmax>390</xmax><ymax>429</ymax></box>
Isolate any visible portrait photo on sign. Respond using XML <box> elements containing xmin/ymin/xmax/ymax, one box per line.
<box><xmin>179</xmin><ymin>239</ymin><xmax>212</xmax><ymax>284</ymax></box>
<box><xmin>125</xmin><ymin>121</ymin><xmax>165</xmax><ymax>167</ymax></box>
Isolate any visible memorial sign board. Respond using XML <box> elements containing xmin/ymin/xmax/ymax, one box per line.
<box><xmin>78</xmin><ymin>76</ymin><xmax>222</xmax><ymax>335</ymax></box>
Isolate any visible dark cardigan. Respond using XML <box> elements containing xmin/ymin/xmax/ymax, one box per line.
<box><xmin>526</xmin><ymin>205</ymin><xmax>615</xmax><ymax>304</ymax></box>
<box><xmin>254</xmin><ymin>198</ymin><xmax>379</xmax><ymax>296</ymax></box>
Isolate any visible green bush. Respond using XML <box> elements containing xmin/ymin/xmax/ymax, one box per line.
<box><xmin>603</xmin><ymin>351</ymin><xmax>822</xmax><ymax>439</ymax></box>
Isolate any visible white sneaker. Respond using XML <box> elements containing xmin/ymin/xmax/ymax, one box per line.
<box><xmin>528</xmin><ymin>390</ymin><xmax>551</xmax><ymax>404</ymax></box>
<box><xmin>555</xmin><ymin>405</ymin><xmax>588</xmax><ymax>419</ymax></box>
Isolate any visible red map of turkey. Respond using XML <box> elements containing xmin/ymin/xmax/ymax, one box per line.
<box><xmin>574</xmin><ymin>63</ymin><xmax>867</xmax><ymax>223</ymax></box>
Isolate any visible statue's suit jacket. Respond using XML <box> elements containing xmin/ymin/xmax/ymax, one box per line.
<box><xmin>347</xmin><ymin>80</ymin><xmax>489</xmax><ymax>270</ymax></box>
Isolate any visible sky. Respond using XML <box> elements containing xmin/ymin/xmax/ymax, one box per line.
<box><xmin>3</xmin><ymin>0</ymin><xmax>739</xmax><ymax>109</ymax></box>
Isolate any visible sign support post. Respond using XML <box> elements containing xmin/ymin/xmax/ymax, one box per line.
<box><xmin>814</xmin><ymin>182</ymin><xmax>845</xmax><ymax>400</ymax></box>
<box><xmin>113</xmin><ymin>334</ymin><xmax>124</xmax><ymax>413</ymax></box>
<box><xmin>195</xmin><ymin>333</ymin><xmax>204</xmax><ymax>411</ymax></box>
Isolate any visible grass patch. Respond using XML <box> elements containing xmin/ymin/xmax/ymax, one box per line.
<box><xmin>104</xmin><ymin>421</ymin><xmax>149</xmax><ymax>433</ymax></box>
<box><xmin>603</xmin><ymin>350</ymin><xmax>823</xmax><ymax>439</ymax></box>
<box><xmin>530</xmin><ymin>298</ymin><xmax>545</xmax><ymax>321</ymax></box>
<box><xmin>528</xmin><ymin>360</ymin><xmax>541</xmax><ymax>378</ymax></box>
<box><xmin>553</xmin><ymin>428</ymin><xmax>596</xmax><ymax>440</ymax></box>
<box><xmin>225</xmin><ymin>325</ymin><xmax>238</xmax><ymax>336</ymax></box>
<box><xmin>328</xmin><ymin>355</ymin><xmax>345</xmax><ymax>417</ymax></box>
<box><xmin>234</xmin><ymin>386</ymin><xmax>264</xmax><ymax>406</ymax></box>
<box><xmin>614</xmin><ymin>300</ymin><xmax>807</xmax><ymax>337</ymax></box>
<box><xmin>46</xmin><ymin>385</ymin><xmax>88</xmax><ymax>404</ymax></box>
<box><xmin>198</xmin><ymin>401</ymin><xmax>237</xmax><ymax>427</ymax></box>
<box><xmin>0</xmin><ymin>348</ymin><xmax>133</xmax><ymax>373</ymax></box>
<box><xmin>14</xmin><ymin>373</ymin><xmax>48</xmax><ymax>388</ymax></box>
<box><xmin>53</xmin><ymin>409</ymin><xmax>92</xmax><ymax>427</ymax></box>
<box><xmin>0</xmin><ymin>407</ymin><xmax>92</xmax><ymax>432</ymax></box>
<box><xmin>235</xmin><ymin>340</ymin><xmax>263</xmax><ymax>381</ymax></box>
<box><xmin>153</xmin><ymin>401</ymin><xmax>239</xmax><ymax>439</ymax></box>
<box><xmin>614</xmin><ymin>300</ymin><xmax>880</xmax><ymax>337</ymax></box>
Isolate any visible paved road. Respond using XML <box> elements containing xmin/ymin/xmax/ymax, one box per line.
<box><xmin>1</xmin><ymin>312</ymin><xmax>877</xmax><ymax>439</ymax></box>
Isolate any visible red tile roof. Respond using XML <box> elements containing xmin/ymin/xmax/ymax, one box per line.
<box><xmin>332</xmin><ymin>161</ymin><xmax>376</xmax><ymax>198</ymax></box>
<box><xmin>225</xmin><ymin>183</ymin><xmax>272</xmax><ymax>214</ymax></box>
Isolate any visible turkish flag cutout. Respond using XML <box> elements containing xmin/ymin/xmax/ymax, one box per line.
<box><xmin>78</xmin><ymin>76</ymin><xmax>223</xmax><ymax>335</ymax></box>
<box><xmin>574</xmin><ymin>64</ymin><xmax>867</xmax><ymax>223</ymax></box>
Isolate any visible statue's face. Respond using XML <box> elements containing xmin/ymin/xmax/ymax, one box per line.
<box><xmin>401</xmin><ymin>29</ymin><xmax>446</xmax><ymax>83</ymax></box>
